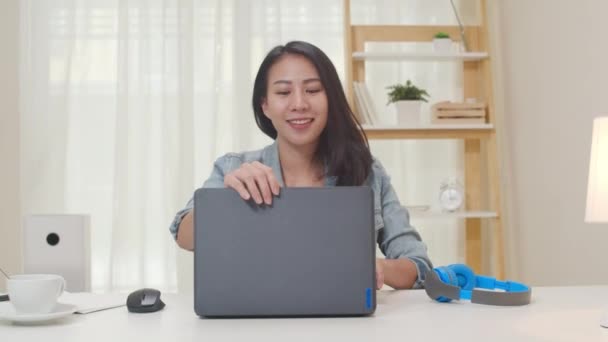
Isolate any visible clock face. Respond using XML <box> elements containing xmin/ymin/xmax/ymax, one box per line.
<box><xmin>439</xmin><ymin>188</ymin><xmax>463</xmax><ymax>211</ymax></box>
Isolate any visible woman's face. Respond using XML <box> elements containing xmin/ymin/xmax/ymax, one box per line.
<box><xmin>262</xmin><ymin>53</ymin><xmax>328</xmax><ymax>149</ymax></box>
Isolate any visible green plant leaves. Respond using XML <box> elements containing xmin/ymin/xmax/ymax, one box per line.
<box><xmin>386</xmin><ymin>80</ymin><xmax>430</xmax><ymax>104</ymax></box>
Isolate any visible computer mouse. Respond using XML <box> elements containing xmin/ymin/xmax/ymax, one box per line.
<box><xmin>126</xmin><ymin>288</ymin><xmax>165</xmax><ymax>313</ymax></box>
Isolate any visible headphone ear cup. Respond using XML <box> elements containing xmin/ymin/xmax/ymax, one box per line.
<box><xmin>447</xmin><ymin>264</ymin><xmax>476</xmax><ymax>291</ymax></box>
<box><xmin>433</xmin><ymin>267</ymin><xmax>458</xmax><ymax>302</ymax></box>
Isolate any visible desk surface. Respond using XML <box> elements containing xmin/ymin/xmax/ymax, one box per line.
<box><xmin>2</xmin><ymin>286</ymin><xmax>608</xmax><ymax>341</ymax></box>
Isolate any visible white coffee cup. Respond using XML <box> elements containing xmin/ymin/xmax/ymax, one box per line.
<box><xmin>7</xmin><ymin>274</ymin><xmax>66</xmax><ymax>314</ymax></box>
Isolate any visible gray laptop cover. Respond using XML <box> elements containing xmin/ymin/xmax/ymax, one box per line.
<box><xmin>193</xmin><ymin>186</ymin><xmax>376</xmax><ymax>318</ymax></box>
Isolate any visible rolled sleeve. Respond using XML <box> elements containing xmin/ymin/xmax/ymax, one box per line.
<box><xmin>407</xmin><ymin>256</ymin><xmax>430</xmax><ymax>289</ymax></box>
<box><xmin>168</xmin><ymin>154</ymin><xmax>239</xmax><ymax>240</ymax></box>
<box><xmin>169</xmin><ymin>202</ymin><xmax>193</xmax><ymax>240</ymax></box>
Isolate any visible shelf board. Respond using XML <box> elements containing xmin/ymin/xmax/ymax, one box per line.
<box><xmin>361</xmin><ymin>124</ymin><xmax>494</xmax><ymax>140</ymax></box>
<box><xmin>352</xmin><ymin>51</ymin><xmax>489</xmax><ymax>62</ymax></box>
<box><xmin>408</xmin><ymin>210</ymin><xmax>498</xmax><ymax>219</ymax></box>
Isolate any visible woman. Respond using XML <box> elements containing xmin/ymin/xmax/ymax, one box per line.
<box><xmin>169</xmin><ymin>41</ymin><xmax>432</xmax><ymax>290</ymax></box>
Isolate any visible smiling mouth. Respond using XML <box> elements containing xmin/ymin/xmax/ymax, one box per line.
<box><xmin>287</xmin><ymin>118</ymin><xmax>314</xmax><ymax>124</ymax></box>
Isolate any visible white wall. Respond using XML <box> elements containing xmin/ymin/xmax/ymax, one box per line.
<box><xmin>491</xmin><ymin>0</ymin><xmax>608</xmax><ymax>286</ymax></box>
<box><xmin>0</xmin><ymin>0</ymin><xmax>21</xmax><ymax>291</ymax></box>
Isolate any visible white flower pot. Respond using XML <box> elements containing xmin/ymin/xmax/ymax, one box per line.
<box><xmin>394</xmin><ymin>100</ymin><xmax>422</xmax><ymax>126</ymax></box>
<box><xmin>433</xmin><ymin>38</ymin><xmax>453</xmax><ymax>53</ymax></box>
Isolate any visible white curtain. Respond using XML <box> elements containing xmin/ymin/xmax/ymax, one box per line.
<box><xmin>20</xmin><ymin>0</ymin><xmax>479</xmax><ymax>293</ymax></box>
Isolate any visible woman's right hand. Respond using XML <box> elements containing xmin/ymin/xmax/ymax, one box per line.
<box><xmin>224</xmin><ymin>161</ymin><xmax>281</xmax><ymax>205</ymax></box>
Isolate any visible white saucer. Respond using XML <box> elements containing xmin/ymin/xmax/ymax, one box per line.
<box><xmin>0</xmin><ymin>302</ymin><xmax>77</xmax><ymax>323</ymax></box>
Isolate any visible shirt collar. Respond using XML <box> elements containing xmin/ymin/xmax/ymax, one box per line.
<box><xmin>263</xmin><ymin>140</ymin><xmax>337</xmax><ymax>187</ymax></box>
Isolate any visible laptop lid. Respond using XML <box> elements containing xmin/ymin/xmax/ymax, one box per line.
<box><xmin>193</xmin><ymin>186</ymin><xmax>376</xmax><ymax>317</ymax></box>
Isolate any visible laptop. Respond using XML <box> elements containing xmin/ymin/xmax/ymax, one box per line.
<box><xmin>193</xmin><ymin>186</ymin><xmax>376</xmax><ymax>318</ymax></box>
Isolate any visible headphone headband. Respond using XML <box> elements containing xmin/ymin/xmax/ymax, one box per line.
<box><xmin>424</xmin><ymin>269</ymin><xmax>531</xmax><ymax>306</ymax></box>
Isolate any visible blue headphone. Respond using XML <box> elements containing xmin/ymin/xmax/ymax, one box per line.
<box><xmin>424</xmin><ymin>264</ymin><xmax>531</xmax><ymax>306</ymax></box>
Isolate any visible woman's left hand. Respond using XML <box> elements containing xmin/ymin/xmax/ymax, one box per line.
<box><xmin>375</xmin><ymin>259</ymin><xmax>385</xmax><ymax>290</ymax></box>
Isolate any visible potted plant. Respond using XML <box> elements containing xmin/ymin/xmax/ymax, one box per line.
<box><xmin>386</xmin><ymin>80</ymin><xmax>430</xmax><ymax>125</ymax></box>
<box><xmin>433</xmin><ymin>32</ymin><xmax>452</xmax><ymax>53</ymax></box>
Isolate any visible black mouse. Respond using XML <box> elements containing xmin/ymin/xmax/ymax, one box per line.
<box><xmin>126</xmin><ymin>288</ymin><xmax>165</xmax><ymax>313</ymax></box>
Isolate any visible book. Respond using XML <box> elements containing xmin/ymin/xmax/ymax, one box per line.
<box><xmin>352</xmin><ymin>82</ymin><xmax>369</xmax><ymax>124</ymax></box>
<box><xmin>359</xmin><ymin>82</ymin><xmax>380</xmax><ymax>125</ymax></box>
<box><xmin>60</xmin><ymin>291</ymin><xmax>126</xmax><ymax>314</ymax></box>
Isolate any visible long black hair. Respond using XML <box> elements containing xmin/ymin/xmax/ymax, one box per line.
<box><xmin>252</xmin><ymin>41</ymin><xmax>373</xmax><ymax>186</ymax></box>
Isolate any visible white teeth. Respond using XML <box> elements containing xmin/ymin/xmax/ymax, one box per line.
<box><xmin>289</xmin><ymin>119</ymin><xmax>312</xmax><ymax>124</ymax></box>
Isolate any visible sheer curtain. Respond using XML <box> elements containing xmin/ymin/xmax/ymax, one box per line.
<box><xmin>19</xmin><ymin>0</ymin><xmax>478</xmax><ymax>293</ymax></box>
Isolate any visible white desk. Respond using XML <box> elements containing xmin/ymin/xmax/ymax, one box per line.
<box><xmin>2</xmin><ymin>286</ymin><xmax>608</xmax><ymax>341</ymax></box>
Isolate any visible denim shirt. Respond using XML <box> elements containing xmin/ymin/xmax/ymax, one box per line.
<box><xmin>169</xmin><ymin>141</ymin><xmax>433</xmax><ymax>289</ymax></box>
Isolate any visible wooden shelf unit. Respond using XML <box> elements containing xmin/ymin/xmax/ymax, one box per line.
<box><xmin>344</xmin><ymin>0</ymin><xmax>505</xmax><ymax>278</ymax></box>
<box><xmin>360</xmin><ymin>124</ymin><xmax>494</xmax><ymax>140</ymax></box>
<box><xmin>352</xmin><ymin>51</ymin><xmax>489</xmax><ymax>61</ymax></box>
<box><xmin>408</xmin><ymin>210</ymin><xmax>498</xmax><ymax>220</ymax></box>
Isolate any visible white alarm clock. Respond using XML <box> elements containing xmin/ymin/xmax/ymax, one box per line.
<box><xmin>439</xmin><ymin>178</ymin><xmax>464</xmax><ymax>212</ymax></box>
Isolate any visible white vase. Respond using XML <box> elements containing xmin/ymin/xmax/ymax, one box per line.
<box><xmin>433</xmin><ymin>38</ymin><xmax>452</xmax><ymax>53</ymax></box>
<box><xmin>394</xmin><ymin>100</ymin><xmax>422</xmax><ymax>126</ymax></box>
